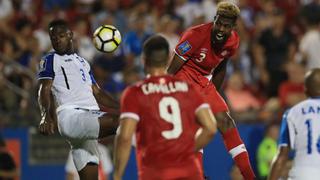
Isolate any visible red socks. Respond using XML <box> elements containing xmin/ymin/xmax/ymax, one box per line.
<box><xmin>222</xmin><ymin>128</ymin><xmax>255</xmax><ymax>180</ymax></box>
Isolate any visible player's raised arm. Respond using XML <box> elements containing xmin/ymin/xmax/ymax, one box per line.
<box><xmin>194</xmin><ymin>106</ymin><xmax>217</xmax><ymax>151</ymax></box>
<box><xmin>113</xmin><ymin>117</ymin><xmax>137</xmax><ymax>180</ymax></box>
<box><xmin>92</xmin><ymin>83</ymin><xmax>120</xmax><ymax>111</ymax></box>
<box><xmin>38</xmin><ymin>79</ymin><xmax>56</xmax><ymax>135</ymax></box>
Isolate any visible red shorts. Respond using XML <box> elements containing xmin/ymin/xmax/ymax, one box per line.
<box><xmin>175</xmin><ymin>69</ymin><xmax>228</xmax><ymax>113</ymax></box>
<box><xmin>138</xmin><ymin>158</ymin><xmax>203</xmax><ymax>180</ymax></box>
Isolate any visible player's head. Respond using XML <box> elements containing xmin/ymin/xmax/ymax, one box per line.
<box><xmin>212</xmin><ymin>1</ymin><xmax>240</xmax><ymax>45</ymax></box>
<box><xmin>142</xmin><ymin>35</ymin><xmax>169</xmax><ymax>69</ymax></box>
<box><xmin>304</xmin><ymin>68</ymin><xmax>320</xmax><ymax>98</ymax></box>
<box><xmin>48</xmin><ymin>19</ymin><xmax>73</xmax><ymax>55</ymax></box>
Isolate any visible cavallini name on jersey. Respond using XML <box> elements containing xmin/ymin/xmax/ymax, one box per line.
<box><xmin>302</xmin><ymin>106</ymin><xmax>320</xmax><ymax>115</ymax></box>
<box><xmin>141</xmin><ymin>81</ymin><xmax>188</xmax><ymax>95</ymax></box>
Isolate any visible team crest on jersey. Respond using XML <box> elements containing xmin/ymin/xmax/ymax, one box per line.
<box><xmin>177</xmin><ymin>41</ymin><xmax>192</xmax><ymax>55</ymax></box>
<box><xmin>39</xmin><ymin>59</ymin><xmax>46</xmax><ymax>72</ymax></box>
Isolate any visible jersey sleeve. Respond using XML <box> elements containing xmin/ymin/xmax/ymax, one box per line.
<box><xmin>120</xmin><ymin>86</ymin><xmax>140</xmax><ymax>121</ymax></box>
<box><xmin>278</xmin><ymin>110</ymin><xmax>291</xmax><ymax>148</ymax></box>
<box><xmin>37</xmin><ymin>53</ymin><xmax>55</xmax><ymax>80</ymax></box>
<box><xmin>174</xmin><ymin>29</ymin><xmax>202</xmax><ymax>62</ymax></box>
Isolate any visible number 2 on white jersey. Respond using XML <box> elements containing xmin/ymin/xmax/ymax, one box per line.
<box><xmin>159</xmin><ymin>97</ymin><xmax>182</xmax><ymax>139</ymax></box>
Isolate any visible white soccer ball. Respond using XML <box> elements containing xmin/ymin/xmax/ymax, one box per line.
<box><xmin>93</xmin><ymin>25</ymin><xmax>121</xmax><ymax>53</ymax></box>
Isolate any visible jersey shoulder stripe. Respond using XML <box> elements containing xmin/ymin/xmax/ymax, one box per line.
<box><xmin>278</xmin><ymin>109</ymin><xmax>290</xmax><ymax>147</ymax></box>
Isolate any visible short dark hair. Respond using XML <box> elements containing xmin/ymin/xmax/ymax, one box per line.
<box><xmin>48</xmin><ymin>19</ymin><xmax>69</xmax><ymax>31</ymax></box>
<box><xmin>143</xmin><ymin>35</ymin><xmax>169</xmax><ymax>67</ymax></box>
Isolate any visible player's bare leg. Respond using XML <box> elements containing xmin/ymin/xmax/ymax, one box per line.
<box><xmin>78</xmin><ymin>163</ymin><xmax>98</xmax><ymax>180</ymax></box>
<box><xmin>98</xmin><ymin>113</ymin><xmax>119</xmax><ymax>138</ymax></box>
<box><xmin>214</xmin><ymin>111</ymin><xmax>255</xmax><ymax>179</ymax></box>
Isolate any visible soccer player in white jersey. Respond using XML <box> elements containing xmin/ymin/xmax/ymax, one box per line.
<box><xmin>37</xmin><ymin>19</ymin><xmax>119</xmax><ymax>180</ymax></box>
<box><xmin>268</xmin><ymin>68</ymin><xmax>320</xmax><ymax>180</ymax></box>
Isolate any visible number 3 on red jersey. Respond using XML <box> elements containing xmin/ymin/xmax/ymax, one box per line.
<box><xmin>159</xmin><ymin>97</ymin><xmax>182</xmax><ymax>139</ymax></box>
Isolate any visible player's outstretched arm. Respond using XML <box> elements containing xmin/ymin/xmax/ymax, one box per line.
<box><xmin>38</xmin><ymin>79</ymin><xmax>56</xmax><ymax>135</ymax></box>
<box><xmin>113</xmin><ymin>118</ymin><xmax>137</xmax><ymax>180</ymax></box>
<box><xmin>167</xmin><ymin>54</ymin><xmax>186</xmax><ymax>75</ymax></box>
<box><xmin>92</xmin><ymin>84</ymin><xmax>120</xmax><ymax>111</ymax></box>
<box><xmin>211</xmin><ymin>59</ymin><xmax>228</xmax><ymax>90</ymax></box>
<box><xmin>195</xmin><ymin>107</ymin><xmax>217</xmax><ymax>151</ymax></box>
<box><xmin>268</xmin><ymin>146</ymin><xmax>289</xmax><ymax>180</ymax></box>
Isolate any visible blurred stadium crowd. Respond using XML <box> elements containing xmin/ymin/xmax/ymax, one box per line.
<box><xmin>0</xmin><ymin>0</ymin><xmax>320</xmax><ymax>178</ymax></box>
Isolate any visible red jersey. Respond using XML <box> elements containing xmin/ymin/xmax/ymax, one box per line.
<box><xmin>120</xmin><ymin>75</ymin><xmax>208</xmax><ymax>179</ymax></box>
<box><xmin>173</xmin><ymin>22</ymin><xmax>239</xmax><ymax>113</ymax></box>
<box><xmin>175</xmin><ymin>22</ymin><xmax>239</xmax><ymax>84</ymax></box>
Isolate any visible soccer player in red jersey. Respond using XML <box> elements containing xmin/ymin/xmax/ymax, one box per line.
<box><xmin>167</xmin><ymin>1</ymin><xmax>255</xmax><ymax>180</ymax></box>
<box><xmin>113</xmin><ymin>35</ymin><xmax>217</xmax><ymax>180</ymax></box>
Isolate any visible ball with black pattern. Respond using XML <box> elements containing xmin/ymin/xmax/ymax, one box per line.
<box><xmin>93</xmin><ymin>25</ymin><xmax>121</xmax><ymax>53</ymax></box>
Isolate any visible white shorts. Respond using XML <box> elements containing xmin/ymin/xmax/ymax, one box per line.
<box><xmin>288</xmin><ymin>166</ymin><xmax>320</xmax><ymax>180</ymax></box>
<box><xmin>65</xmin><ymin>144</ymin><xmax>113</xmax><ymax>180</ymax></box>
<box><xmin>57</xmin><ymin>108</ymin><xmax>105</xmax><ymax>171</ymax></box>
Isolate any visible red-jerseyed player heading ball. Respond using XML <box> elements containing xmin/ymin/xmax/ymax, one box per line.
<box><xmin>168</xmin><ymin>1</ymin><xmax>256</xmax><ymax>180</ymax></box>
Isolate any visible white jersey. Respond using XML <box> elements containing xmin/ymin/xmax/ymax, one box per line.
<box><xmin>279</xmin><ymin>98</ymin><xmax>320</xmax><ymax>172</ymax></box>
<box><xmin>38</xmin><ymin>52</ymin><xmax>99</xmax><ymax>112</ymax></box>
